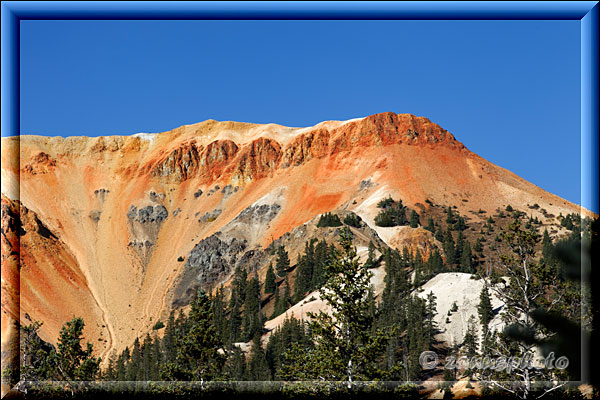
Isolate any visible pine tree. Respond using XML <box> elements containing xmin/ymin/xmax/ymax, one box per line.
<box><xmin>446</xmin><ymin>207</ymin><xmax>456</xmax><ymax>225</ymax></box>
<box><xmin>279</xmin><ymin>227</ymin><xmax>388</xmax><ymax>384</ymax></box>
<box><xmin>242</xmin><ymin>276</ymin><xmax>262</xmax><ymax>341</ymax></box>
<box><xmin>443</xmin><ymin>229</ymin><xmax>456</xmax><ymax>267</ymax></box>
<box><xmin>435</xmin><ymin>225</ymin><xmax>444</xmax><ymax>242</ymax></box>
<box><xmin>425</xmin><ymin>217</ymin><xmax>436</xmax><ymax>233</ymax></box>
<box><xmin>55</xmin><ymin>317</ymin><xmax>101</xmax><ymax>380</ymax></box>
<box><xmin>211</xmin><ymin>286</ymin><xmax>228</xmax><ymax>344</ymax></box>
<box><xmin>127</xmin><ymin>337</ymin><xmax>141</xmax><ymax>380</ymax></box>
<box><xmin>19</xmin><ymin>319</ymin><xmax>56</xmax><ymax>380</ymax></box>
<box><xmin>163</xmin><ymin>289</ymin><xmax>225</xmax><ymax>381</ymax></box>
<box><xmin>264</xmin><ymin>263</ymin><xmax>276</xmax><ymax>294</ymax></box>
<box><xmin>541</xmin><ymin>228</ymin><xmax>553</xmax><ymax>262</ymax></box>
<box><xmin>460</xmin><ymin>240</ymin><xmax>474</xmax><ymax>273</ymax></box>
<box><xmin>275</xmin><ymin>245</ymin><xmax>290</xmax><ymax>276</ymax></box>
<box><xmin>310</xmin><ymin>239</ymin><xmax>329</xmax><ymax>289</ymax></box>
<box><xmin>424</xmin><ymin>291</ymin><xmax>437</xmax><ymax>347</ymax></box>
<box><xmin>462</xmin><ymin>315</ymin><xmax>478</xmax><ymax>358</ymax></box>
<box><xmin>477</xmin><ymin>284</ymin><xmax>494</xmax><ymax>352</ymax></box>
<box><xmin>228</xmin><ymin>266</ymin><xmax>247</xmax><ymax>343</ymax></box>
<box><xmin>163</xmin><ymin>310</ymin><xmax>177</xmax><ymax>362</ymax></box>
<box><xmin>116</xmin><ymin>347</ymin><xmax>129</xmax><ymax>381</ymax></box>
<box><xmin>224</xmin><ymin>346</ymin><xmax>246</xmax><ymax>380</ymax></box>
<box><xmin>364</xmin><ymin>241</ymin><xmax>378</xmax><ymax>269</ymax></box>
<box><xmin>247</xmin><ymin>333</ymin><xmax>272</xmax><ymax>381</ymax></box>
<box><xmin>410</xmin><ymin>210</ymin><xmax>420</xmax><ymax>228</ymax></box>
<box><xmin>271</xmin><ymin>278</ymin><xmax>291</xmax><ymax>319</ymax></box>
<box><xmin>293</xmin><ymin>252</ymin><xmax>311</xmax><ymax>303</ymax></box>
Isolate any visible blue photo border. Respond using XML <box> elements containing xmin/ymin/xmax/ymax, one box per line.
<box><xmin>1</xmin><ymin>0</ymin><xmax>598</xmax><ymax>394</ymax></box>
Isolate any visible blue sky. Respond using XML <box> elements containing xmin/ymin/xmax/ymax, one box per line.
<box><xmin>19</xmin><ymin>20</ymin><xmax>586</xmax><ymax>210</ymax></box>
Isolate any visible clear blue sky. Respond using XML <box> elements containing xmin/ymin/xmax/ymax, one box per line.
<box><xmin>19</xmin><ymin>20</ymin><xmax>586</xmax><ymax>210</ymax></box>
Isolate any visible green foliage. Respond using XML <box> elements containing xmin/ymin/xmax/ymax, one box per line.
<box><xmin>19</xmin><ymin>320</ymin><xmax>56</xmax><ymax>381</ymax></box>
<box><xmin>275</xmin><ymin>245</ymin><xmax>290</xmax><ymax>276</ymax></box>
<box><xmin>443</xmin><ymin>229</ymin><xmax>456</xmax><ymax>267</ymax></box>
<box><xmin>425</xmin><ymin>217</ymin><xmax>435</xmax><ymax>233</ymax></box>
<box><xmin>343</xmin><ymin>212</ymin><xmax>362</xmax><ymax>228</ymax></box>
<box><xmin>450</xmin><ymin>301</ymin><xmax>458</xmax><ymax>313</ymax></box>
<box><xmin>271</xmin><ymin>278</ymin><xmax>291</xmax><ymax>320</ymax></box>
<box><xmin>478</xmin><ymin>284</ymin><xmax>494</xmax><ymax>351</ymax></box>
<box><xmin>374</xmin><ymin>198</ymin><xmax>407</xmax><ymax>227</ymax></box>
<box><xmin>409</xmin><ymin>210</ymin><xmax>420</xmax><ymax>228</ymax></box>
<box><xmin>152</xmin><ymin>321</ymin><xmax>165</xmax><ymax>330</ymax></box>
<box><xmin>247</xmin><ymin>334</ymin><xmax>271</xmax><ymax>381</ymax></box>
<box><xmin>377</xmin><ymin>196</ymin><xmax>394</xmax><ymax>209</ymax></box>
<box><xmin>462</xmin><ymin>315</ymin><xmax>478</xmax><ymax>359</ymax></box>
<box><xmin>317</xmin><ymin>212</ymin><xmax>343</xmax><ymax>227</ymax></box>
<box><xmin>460</xmin><ymin>240</ymin><xmax>474</xmax><ymax>273</ymax></box>
<box><xmin>280</xmin><ymin>228</ymin><xmax>388</xmax><ymax>382</ymax></box>
<box><xmin>19</xmin><ymin>317</ymin><xmax>101</xmax><ymax>381</ymax></box>
<box><xmin>364</xmin><ymin>241</ymin><xmax>379</xmax><ymax>269</ymax></box>
<box><xmin>55</xmin><ymin>317</ymin><xmax>102</xmax><ymax>380</ymax></box>
<box><xmin>241</xmin><ymin>276</ymin><xmax>263</xmax><ymax>341</ymax></box>
<box><xmin>161</xmin><ymin>289</ymin><xmax>225</xmax><ymax>381</ymax></box>
<box><xmin>264</xmin><ymin>264</ymin><xmax>276</xmax><ymax>294</ymax></box>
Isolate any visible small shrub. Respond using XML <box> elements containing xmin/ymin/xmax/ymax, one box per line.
<box><xmin>177</xmin><ymin>256</ymin><xmax>184</xmax><ymax>262</ymax></box>
<box><xmin>450</xmin><ymin>302</ymin><xmax>458</xmax><ymax>312</ymax></box>
<box><xmin>152</xmin><ymin>321</ymin><xmax>165</xmax><ymax>330</ymax></box>
<box><xmin>506</xmin><ymin>205</ymin><xmax>513</xmax><ymax>212</ymax></box>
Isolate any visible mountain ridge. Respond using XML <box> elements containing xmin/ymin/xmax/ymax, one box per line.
<box><xmin>1</xmin><ymin>111</ymin><xmax>593</xmax><ymax>370</ymax></box>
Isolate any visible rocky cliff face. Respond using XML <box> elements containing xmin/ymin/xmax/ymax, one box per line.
<box><xmin>1</xmin><ymin>112</ymin><xmax>591</xmax><ymax>369</ymax></box>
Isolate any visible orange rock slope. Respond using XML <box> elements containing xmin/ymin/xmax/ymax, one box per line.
<box><xmin>1</xmin><ymin>112</ymin><xmax>592</xmax><ymax>368</ymax></box>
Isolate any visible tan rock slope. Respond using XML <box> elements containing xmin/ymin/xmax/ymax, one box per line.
<box><xmin>1</xmin><ymin>112</ymin><xmax>592</xmax><ymax>368</ymax></box>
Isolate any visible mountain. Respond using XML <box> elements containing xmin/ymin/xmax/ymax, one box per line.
<box><xmin>1</xmin><ymin>112</ymin><xmax>592</xmax><ymax>372</ymax></box>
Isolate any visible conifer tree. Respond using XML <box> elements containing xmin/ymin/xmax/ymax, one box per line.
<box><xmin>443</xmin><ymin>229</ymin><xmax>456</xmax><ymax>267</ymax></box>
<box><xmin>162</xmin><ymin>310</ymin><xmax>177</xmax><ymax>363</ymax></box>
<box><xmin>242</xmin><ymin>276</ymin><xmax>262</xmax><ymax>341</ymax></box>
<box><xmin>54</xmin><ymin>317</ymin><xmax>101</xmax><ymax>380</ymax></box>
<box><xmin>275</xmin><ymin>245</ymin><xmax>290</xmax><ymax>276</ymax></box>
<box><xmin>271</xmin><ymin>278</ymin><xmax>291</xmax><ymax>319</ymax></box>
<box><xmin>426</xmin><ymin>216</ymin><xmax>436</xmax><ymax>233</ymax></box>
<box><xmin>310</xmin><ymin>239</ymin><xmax>329</xmax><ymax>290</ymax></box>
<box><xmin>424</xmin><ymin>291</ymin><xmax>438</xmax><ymax>347</ymax></box>
<box><xmin>280</xmin><ymin>228</ymin><xmax>388</xmax><ymax>384</ymax></box>
<box><xmin>163</xmin><ymin>289</ymin><xmax>225</xmax><ymax>381</ymax></box>
<box><xmin>116</xmin><ymin>347</ymin><xmax>129</xmax><ymax>381</ymax></box>
<box><xmin>460</xmin><ymin>240</ymin><xmax>474</xmax><ymax>273</ymax></box>
<box><xmin>19</xmin><ymin>319</ymin><xmax>56</xmax><ymax>381</ymax></box>
<box><xmin>211</xmin><ymin>286</ymin><xmax>228</xmax><ymax>344</ymax></box>
<box><xmin>462</xmin><ymin>315</ymin><xmax>479</xmax><ymax>359</ymax></box>
<box><xmin>364</xmin><ymin>240</ymin><xmax>378</xmax><ymax>269</ymax></box>
<box><xmin>410</xmin><ymin>210</ymin><xmax>420</xmax><ymax>228</ymax></box>
<box><xmin>224</xmin><ymin>346</ymin><xmax>247</xmax><ymax>381</ymax></box>
<box><xmin>478</xmin><ymin>284</ymin><xmax>494</xmax><ymax>352</ymax></box>
<box><xmin>264</xmin><ymin>263</ymin><xmax>276</xmax><ymax>294</ymax></box>
<box><xmin>247</xmin><ymin>333</ymin><xmax>272</xmax><ymax>381</ymax></box>
<box><xmin>435</xmin><ymin>225</ymin><xmax>444</xmax><ymax>242</ymax></box>
<box><xmin>293</xmin><ymin>253</ymin><xmax>311</xmax><ymax>302</ymax></box>
<box><xmin>127</xmin><ymin>337</ymin><xmax>141</xmax><ymax>381</ymax></box>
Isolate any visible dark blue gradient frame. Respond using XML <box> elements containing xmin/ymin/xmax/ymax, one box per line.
<box><xmin>1</xmin><ymin>0</ymin><xmax>598</xmax><ymax>391</ymax></box>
